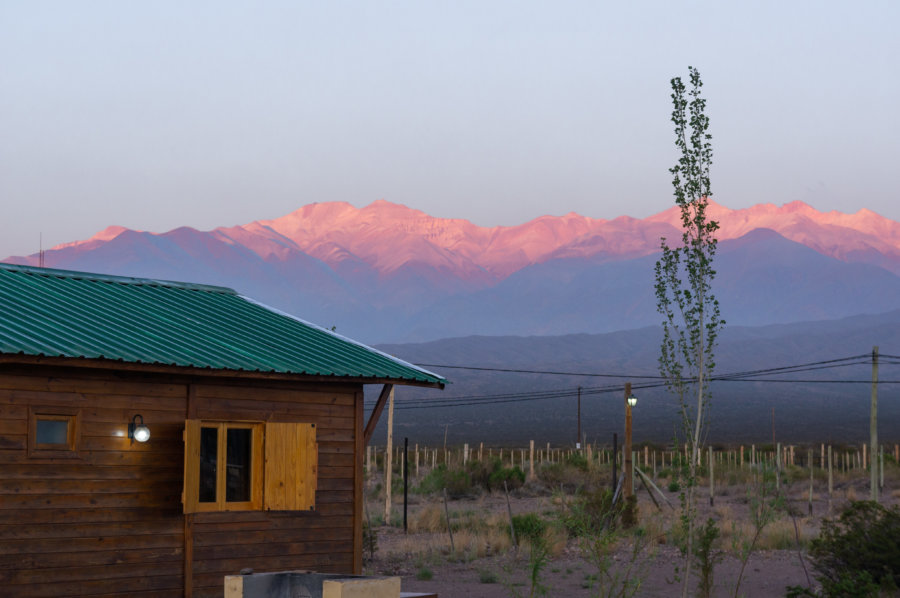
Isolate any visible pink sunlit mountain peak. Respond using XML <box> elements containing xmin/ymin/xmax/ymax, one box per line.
<box><xmin>6</xmin><ymin>198</ymin><xmax>900</xmax><ymax>343</ymax></box>
<box><xmin>18</xmin><ymin>199</ymin><xmax>900</xmax><ymax>281</ymax></box>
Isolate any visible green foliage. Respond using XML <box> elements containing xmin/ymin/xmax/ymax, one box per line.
<box><xmin>565</xmin><ymin>452</ymin><xmax>589</xmax><ymax>470</ymax></box>
<box><xmin>807</xmin><ymin>501</ymin><xmax>900</xmax><ymax>596</ymax></box>
<box><xmin>787</xmin><ymin>571</ymin><xmax>880</xmax><ymax>598</ymax></box>
<box><xmin>415</xmin><ymin>464</ymin><xmax>472</xmax><ymax>498</ymax></box>
<box><xmin>558</xmin><ymin>488</ymin><xmax>619</xmax><ymax>538</ymax></box>
<box><xmin>415</xmin><ymin>460</ymin><xmax>525</xmax><ymax>498</ymax></box>
<box><xmin>468</xmin><ymin>458</ymin><xmax>525</xmax><ymax>492</ymax></box>
<box><xmin>667</xmin><ymin>480</ymin><xmax>681</xmax><ymax>493</ymax></box>
<box><xmin>536</xmin><ymin>461</ymin><xmax>590</xmax><ymax>493</ymax></box>
<box><xmin>730</xmin><ymin>465</ymin><xmax>784</xmax><ymax>598</ymax></box>
<box><xmin>390</xmin><ymin>474</ymin><xmax>405</xmax><ymax>495</ymax></box>
<box><xmin>655</xmin><ymin>66</ymin><xmax>723</xmax><ymax>598</ymax></box>
<box><xmin>501</xmin><ymin>517</ymin><xmax>552</xmax><ymax>598</ymax></box>
<box><xmin>478</xmin><ymin>569</ymin><xmax>498</xmax><ymax>584</ymax></box>
<box><xmin>416</xmin><ymin>567</ymin><xmax>434</xmax><ymax>581</ymax></box>
<box><xmin>695</xmin><ymin>518</ymin><xmax>722</xmax><ymax>598</ymax></box>
<box><xmin>511</xmin><ymin>513</ymin><xmax>547</xmax><ymax>545</ymax></box>
<box><xmin>557</xmin><ymin>487</ymin><xmax>653</xmax><ymax>597</ymax></box>
<box><xmin>490</xmin><ymin>466</ymin><xmax>526</xmax><ymax>490</ymax></box>
<box><xmin>654</xmin><ymin>65</ymin><xmax>722</xmax><ymax>440</ymax></box>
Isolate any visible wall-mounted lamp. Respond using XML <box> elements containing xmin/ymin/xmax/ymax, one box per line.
<box><xmin>128</xmin><ymin>414</ymin><xmax>151</xmax><ymax>443</ymax></box>
<box><xmin>627</xmin><ymin>394</ymin><xmax>638</xmax><ymax>407</ymax></box>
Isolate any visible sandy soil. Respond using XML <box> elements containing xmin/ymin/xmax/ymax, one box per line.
<box><xmin>365</xmin><ymin>475</ymin><xmax>898</xmax><ymax>598</ymax></box>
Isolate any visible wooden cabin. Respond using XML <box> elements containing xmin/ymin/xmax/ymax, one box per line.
<box><xmin>0</xmin><ymin>263</ymin><xmax>445</xmax><ymax>597</ymax></box>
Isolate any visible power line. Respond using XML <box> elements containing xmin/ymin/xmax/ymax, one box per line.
<box><xmin>412</xmin><ymin>354</ymin><xmax>875</xmax><ymax>380</ymax></box>
<box><xmin>413</xmin><ymin>363</ymin><xmax>668</xmax><ymax>379</ymax></box>
<box><xmin>368</xmin><ymin>353</ymin><xmax>890</xmax><ymax>411</ymax></box>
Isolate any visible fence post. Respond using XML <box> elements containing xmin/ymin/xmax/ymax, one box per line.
<box><xmin>529</xmin><ymin>440</ymin><xmax>535</xmax><ymax>480</ymax></box>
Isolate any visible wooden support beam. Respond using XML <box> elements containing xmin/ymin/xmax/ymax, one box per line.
<box><xmin>364</xmin><ymin>384</ymin><xmax>394</xmax><ymax>445</ymax></box>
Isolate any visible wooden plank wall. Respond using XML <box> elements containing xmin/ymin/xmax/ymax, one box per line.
<box><xmin>189</xmin><ymin>382</ymin><xmax>357</xmax><ymax>598</ymax></box>
<box><xmin>0</xmin><ymin>369</ymin><xmax>186</xmax><ymax>597</ymax></box>
<box><xmin>0</xmin><ymin>367</ymin><xmax>360</xmax><ymax>598</ymax></box>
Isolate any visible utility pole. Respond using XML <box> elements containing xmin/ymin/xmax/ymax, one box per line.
<box><xmin>384</xmin><ymin>387</ymin><xmax>395</xmax><ymax>523</ymax></box>
<box><xmin>624</xmin><ymin>382</ymin><xmax>633</xmax><ymax>500</ymax></box>
<box><xmin>871</xmin><ymin>346</ymin><xmax>879</xmax><ymax>502</ymax></box>
<box><xmin>576</xmin><ymin>386</ymin><xmax>582</xmax><ymax>449</ymax></box>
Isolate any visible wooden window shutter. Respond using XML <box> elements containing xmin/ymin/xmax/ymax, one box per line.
<box><xmin>183</xmin><ymin>419</ymin><xmax>201</xmax><ymax>514</ymax></box>
<box><xmin>264</xmin><ymin>423</ymin><xmax>317</xmax><ymax>511</ymax></box>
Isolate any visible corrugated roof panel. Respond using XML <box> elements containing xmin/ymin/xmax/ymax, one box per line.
<box><xmin>0</xmin><ymin>264</ymin><xmax>445</xmax><ymax>387</ymax></box>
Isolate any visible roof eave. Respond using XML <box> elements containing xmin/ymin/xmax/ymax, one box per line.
<box><xmin>0</xmin><ymin>354</ymin><xmax>446</xmax><ymax>389</ymax></box>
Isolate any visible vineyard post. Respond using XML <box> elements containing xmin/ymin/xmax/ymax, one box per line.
<box><xmin>871</xmin><ymin>346</ymin><xmax>879</xmax><ymax>501</ymax></box>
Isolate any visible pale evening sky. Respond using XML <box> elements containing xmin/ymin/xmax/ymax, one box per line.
<box><xmin>1</xmin><ymin>1</ymin><xmax>897</xmax><ymax>259</ymax></box>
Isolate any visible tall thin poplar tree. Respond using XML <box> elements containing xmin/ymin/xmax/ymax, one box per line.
<box><xmin>654</xmin><ymin>66</ymin><xmax>724</xmax><ymax>598</ymax></box>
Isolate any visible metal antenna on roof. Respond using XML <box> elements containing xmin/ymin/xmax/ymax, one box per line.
<box><xmin>39</xmin><ymin>233</ymin><xmax>44</xmax><ymax>268</ymax></box>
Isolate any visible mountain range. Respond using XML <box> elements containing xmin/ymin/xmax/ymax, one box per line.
<box><xmin>371</xmin><ymin>311</ymin><xmax>900</xmax><ymax>445</ymax></box>
<box><xmin>6</xmin><ymin>199</ymin><xmax>900</xmax><ymax>344</ymax></box>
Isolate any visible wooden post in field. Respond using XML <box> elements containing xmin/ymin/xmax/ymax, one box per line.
<box><xmin>871</xmin><ymin>346</ymin><xmax>879</xmax><ymax>501</ymax></box>
<box><xmin>740</xmin><ymin>445</ymin><xmax>744</xmax><ymax>468</ymax></box>
<box><xmin>479</xmin><ymin>442</ymin><xmax>483</xmax><ymax>462</ymax></box>
<box><xmin>415</xmin><ymin>444</ymin><xmax>419</xmax><ymax>478</ymax></box>
<box><xmin>808</xmin><ymin>449</ymin><xmax>814</xmax><ymax>516</ymax></box>
<box><xmin>366</xmin><ymin>445</ymin><xmax>372</xmax><ymax>476</ymax></box>
<box><xmin>709</xmin><ymin>446</ymin><xmax>714</xmax><ymax>507</ymax></box>
<box><xmin>776</xmin><ymin>443</ymin><xmax>782</xmax><ymax>490</ymax></box>
<box><xmin>463</xmin><ymin>443</ymin><xmax>469</xmax><ymax>466</ymax></box>
<box><xmin>529</xmin><ymin>440</ymin><xmax>535</xmax><ymax>480</ymax></box>
<box><xmin>751</xmin><ymin>444</ymin><xmax>756</xmax><ymax>467</ymax></box>
<box><xmin>827</xmin><ymin>445</ymin><xmax>834</xmax><ymax>514</ymax></box>
<box><xmin>384</xmin><ymin>387</ymin><xmax>395</xmax><ymax>523</ymax></box>
<box><xmin>821</xmin><ymin>443</ymin><xmax>825</xmax><ymax>469</ymax></box>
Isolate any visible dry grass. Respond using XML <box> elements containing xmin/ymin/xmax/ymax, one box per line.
<box><xmin>410</xmin><ymin>503</ymin><xmax>445</xmax><ymax>533</ymax></box>
<box><xmin>448</xmin><ymin>528</ymin><xmax>512</xmax><ymax>561</ymax></box>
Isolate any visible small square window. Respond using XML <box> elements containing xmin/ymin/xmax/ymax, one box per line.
<box><xmin>36</xmin><ymin>419</ymin><xmax>70</xmax><ymax>445</ymax></box>
<box><xmin>28</xmin><ymin>408</ymin><xmax>80</xmax><ymax>457</ymax></box>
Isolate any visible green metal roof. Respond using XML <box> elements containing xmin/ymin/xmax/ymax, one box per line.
<box><xmin>0</xmin><ymin>263</ymin><xmax>445</xmax><ymax>387</ymax></box>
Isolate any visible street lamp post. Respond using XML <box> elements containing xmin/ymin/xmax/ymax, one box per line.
<box><xmin>624</xmin><ymin>382</ymin><xmax>637</xmax><ymax>500</ymax></box>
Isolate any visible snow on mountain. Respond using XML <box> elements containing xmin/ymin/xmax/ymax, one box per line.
<box><xmin>5</xmin><ymin>199</ymin><xmax>900</xmax><ymax>343</ymax></box>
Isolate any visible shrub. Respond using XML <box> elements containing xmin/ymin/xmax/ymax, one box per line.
<box><xmin>511</xmin><ymin>513</ymin><xmax>546</xmax><ymax>544</ymax></box>
<box><xmin>537</xmin><ymin>462</ymin><xmax>587</xmax><ymax>493</ymax></box>
<box><xmin>668</xmin><ymin>480</ymin><xmax>681</xmax><ymax>493</ymax></box>
<box><xmin>415</xmin><ymin>464</ymin><xmax>473</xmax><ymax>498</ymax></box>
<box><xmin>807</xmin><ymin>501</ymin><xmax>900</xmax><ymax>596</ymax></box>
<box><xmin>489</xmin><ymin>466</ymin><xmax>525</xmax><ymax>491</ymax></box>
<box><xmin>416</xmin><ymin>567</ymin><xmax>433</xmax><ymax>581</ymax></box>
<box><xmin>565</xmin><ymin>452</ymin><xmax>589</xmax><ymax>470</ymax></box>
<box><xmin>467</xmin><ymin>458</ymin><xmax>526</xmax><ymax>492</ymax></box>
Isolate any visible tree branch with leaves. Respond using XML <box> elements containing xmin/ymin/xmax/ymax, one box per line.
<box><xmin>654</xmin><ymin>66</ymin><xmax>724</xmax><ymax>598</ymax></box>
